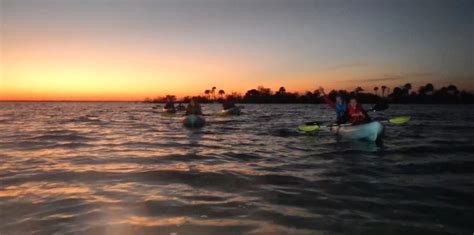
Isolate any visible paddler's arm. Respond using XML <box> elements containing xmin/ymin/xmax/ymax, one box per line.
<box><xmin>319</xmin><ymin>87</ymin><xmax>336</xmax><ymax>109</ymax></box>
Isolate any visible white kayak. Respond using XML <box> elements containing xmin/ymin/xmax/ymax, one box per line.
<box><xmin>330</xmin><ymin>121</ymin><xmax>384</xmax><ymax>141</ymax></box>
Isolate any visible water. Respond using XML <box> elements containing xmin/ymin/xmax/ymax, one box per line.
<box><xmin>1</xmin><ymin>102</ymin><xmax>473</xmax><ymax>235</ymax></box>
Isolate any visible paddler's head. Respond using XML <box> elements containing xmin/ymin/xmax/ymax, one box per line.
<box><xmin>349</xmin><ymin>97</ymin><xmax>358</xmax><ymax>106</ymax></box>
<box><xmin>335</xmin><ymin>95</ymin><xmax>343</xmax><ymax>104</ymax></box>
<box><xmin>190</xmin><ymin>99</ymin><xmax>198</xmax><ymax>106</ymax></box>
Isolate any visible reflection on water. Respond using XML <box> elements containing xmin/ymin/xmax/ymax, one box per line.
<box><xmin>1</xmin><ymin>102</ymin><xmax>473</xmax><ymax>234</ymax></box>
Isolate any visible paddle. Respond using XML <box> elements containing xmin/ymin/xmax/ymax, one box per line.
<box><xmin>298</xmin><ymin>116</ymin><xmax>410</xmax><ymax>132</ymax></box>
<box><xmin>298</xmin><ymin>123</ymin><xmax>321</xmax><ymax>132</ymax></box>
<box><xmin>373</xmin><ymin>116</ymin><xmax>411</xmax><ymax>125</ymax></box>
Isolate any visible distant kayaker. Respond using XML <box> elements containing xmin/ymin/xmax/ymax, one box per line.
<box><xmin>176</xmin><ymin>103</ymin><xmax>186</xmax><ymax>111</ymax></box>
<box><xmin>347</xmin><ymin>97</ymin><xmax>371</xmax><ymax>125</ymax></box>
<box><xmin>164</xmin><ymin>97</ymin><xmax>176</xmax><ymax>111</ymax></box>
<box><xmin>319</xmin><ymin>87</ymin><xmax>348</xmax><ymax>124</ymax></box>
<box><xmin>185</xmin><ymin>99</ymin><xmax>203</xmax><ymax>115</ymax></box>
<box><xmin>222</xmin><ymin>99</ymin><xmax>236</xmax><ymax>110</ymax></box>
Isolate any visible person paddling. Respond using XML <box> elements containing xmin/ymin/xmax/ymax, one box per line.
<box><xmin>319</xmin><ymin>87</ymin><xmax>348</xmax><ymax>124</ymax></box>
<box><xmin>222</xmin><ymin>99</ymin><xmax>236</xmax><ymax>110</ymax></box>
<box><xmin>347</xmin><ymin>97</ymin><xmax>371</xmax><ymax>125</ymax></box>
<box><xmin>176</xmin><ymin>103</ymin><xmax>186</xmax><ymax>111</ymax></box>
<box><xmin>185</xmin><ymin>99</ymin><xmax>203</xmax><ymax>115</ymax></box>
<box><xmin>164</xmin><ymin>97</ymin><xmax>176</xmax><ymax>112</ymax></box>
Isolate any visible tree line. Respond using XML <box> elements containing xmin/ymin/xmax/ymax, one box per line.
<box><xmin>144</xmin><ymin>83</ymin><xmax>474</xmax><ymax>104</ymax></box>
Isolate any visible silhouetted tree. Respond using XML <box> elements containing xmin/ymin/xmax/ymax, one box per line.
<box><xmin>165</xmin><ymin>95</ymin><xmax>176</xmax><ymax>101</ymax></box>
<box><xmin>354</xmin><ymin>87</ymin><xmax>364</xmax><ymax>94</ymax></box>
<box><xmin>204</xmin><ymin>90</ymin><xmax>211</xmax><ymax>100</ymax></box>
<box><xmin>211</xmin><ymin>87</ymin><xmax>217</xmax><ymax>101</ymax></box>
<box><xmin>277</xmin><ymin>86</ymin><xmax>286</xmax><ymax>95</ymax></box>
<box><xmin>381</xmin><ymin>86</ymin><xmax>387</xmax><ymax>97</ymax></box>
<box><xmin>145</xmin><ymin>83</ymin><xmax>473</xmax><ymax>104</ymax></box>
<box><xmin>425</xmin><ymin>83</ymin><xmax>434</xmax><ymax>95</ymax></box>
<box><xmin>218</xmin><ymin>89</ymin><xmax>225</xmax><ymax>99</ymax></box>
<box><xmin>447</xmin><ymin>85</ymin><xmax>458</xmax><ymax>95</ymax></box>
<box><xmin>403</xmin><ymin>83</ymin><xmax>412</xmax><ymax>96</ymax></box>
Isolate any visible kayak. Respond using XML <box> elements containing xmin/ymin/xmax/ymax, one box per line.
<box><xmin>183</xmin><ymin>115</ymin><xmax>206</xmax><ymax>128</ymax></box>
<box><xmin>162</xmin><ymin>108</ymin><xmax>176</xmax><ymax>114</ymax></box>
<box><xmin>218</xmin><ymin>107</ymin><xmax>241</xmax><ymax>116</ymax></box>
<box><xmin>176</xmin><ymin>105</ymin><xmax>186</xmax><ymax>111</ymax></box>
<box><xmin>160</xmin><ymin>108</ymin><xmax>176</xmax><ymax>117</ymax></box>
<box><xmin>330</xmin><ymin>121</ymin><xmax>384</xmax><ymax>141</ymax></box>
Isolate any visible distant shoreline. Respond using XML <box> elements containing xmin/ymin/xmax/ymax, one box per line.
<box><xmin>1</xmin><ymin>101</ymin><xmax>473</xmax><ymax>105</ymax></box>
<box><xmin>0</xmin><ymin>100</ymin><xmax>140</xmax><ymax>102</ymax></box>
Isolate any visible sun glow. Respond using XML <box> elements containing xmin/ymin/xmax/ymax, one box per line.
<box><xmin>1</xmin><ymin>40</ymin><xmax>269</xmax><ymax>100</ymax></box>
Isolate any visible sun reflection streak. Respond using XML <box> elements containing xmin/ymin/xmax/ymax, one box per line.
<box><xmin>0</xmin><ymin>182</ymin><xmax>120</xmax><ymax>204</ymax></box>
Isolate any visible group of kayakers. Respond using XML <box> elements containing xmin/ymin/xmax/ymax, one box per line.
<box><xmin>162</xmin><ymin>87</ymin><xmax>371</xmax><ymax>126</ymax></box>
<box><xmin>164</xmin><ymin>98</ymin><xmax>201</xmax><ymax>115</ymax></box>
<box><xmin>163</xmin><ymin>97</ymin><xmax>238</xmax><ymax>116</ymax></box>
<box><xmin>319</xmin><ymin>87</ymin><xmax>371</xmax><ymax>125</ymax></box>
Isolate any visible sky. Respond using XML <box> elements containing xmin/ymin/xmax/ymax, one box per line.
<box><xmin>1</xmin><ymin>0</ymin><xmax>473</xmax><ymax>100</ymax></box>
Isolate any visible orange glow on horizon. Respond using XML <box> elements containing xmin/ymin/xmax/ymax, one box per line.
<box><xmin>0</xmin><ymin>40</ymin><xmax>346</xmax><ymax>101</ymax></box>
<box><xmin>2</xmin><ymin>36</ymin><xmax>470</xmax><ymax>101</ymax></box>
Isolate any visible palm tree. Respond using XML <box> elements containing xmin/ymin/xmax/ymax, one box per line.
<box><xmin>211</xmin><ymin>87</ymin><xmax>216</xmax><ymax>101</ymax></box>
<box><xmin>218</xmin><ymin>89</ymin><xmax>225</xmax><ymax>99</ymax></box>
<box><xmin>373</xmin><ymin>87</ymin><xmax>379</xmax><ymax>96</ymax></box>
<box><xmin>204</xmin><ymin>90</ymin><xmax>211</xmax><ymax>100</ymax></box>
<box><xmin>381</xmin><ymin>85</ymin><xmax>387</xmax><ymax>97</ymax></box>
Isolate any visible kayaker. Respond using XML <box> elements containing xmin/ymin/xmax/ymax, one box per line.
<box><xmin>185</xmin><ymin>99</ymin><xmax>203</xmax><ymax>115</ymax></box>
<box><xmin>347</xmin><ymin>97</ymin><xmax>371</xmax><ymax>125</ymax></box>
<box><xmin>164</xmin><ymin>97</ymin><xmax>176</xmax><ymax>111</ymax></box>
<box><xmin>176</xmin><ymin>103</ymin><xmax>186</xmax><ymax>111</ymax></box>
<box><xmin>319</xmin><ymin>87</ymin><xmax>348</xmax><ymax>124</ymax></box>
<box><xmin>222</xmin><ymin>99</ymin><xmax>236</xmax><ymax>110</ymax></box>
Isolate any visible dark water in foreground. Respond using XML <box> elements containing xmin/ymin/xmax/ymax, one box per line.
<box><xmin>0</xmin><ymin>102</ymin><xmax>473</xmax><ymax>235</ymax></box>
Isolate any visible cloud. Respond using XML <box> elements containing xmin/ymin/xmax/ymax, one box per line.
<box><xmin>319</xmin><ymin>63</ymin><xmax>366</xmax><ymax>72</ymax></box>
<box><xmin>354</xmin><ymin>72</ymin><xmax>433</xmax><ymax>83</ymax></box>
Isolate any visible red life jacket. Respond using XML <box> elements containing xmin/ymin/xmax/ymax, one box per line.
<box><xmin>348</xmin><ymin>104</ymin><xmax>365</xmax><ymax>124</ymax></box>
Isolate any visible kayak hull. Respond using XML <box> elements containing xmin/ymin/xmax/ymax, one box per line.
<box><xmin>162</xmin><ymin>108</ymin><xmax>176</xmax><ymax>114</ymax></box>
<box><xmin>183</xmin><ymin>115</ymin><xmax>206</xmax><ymax>128</ymax></box>
<box><xmin>219</xmin><ymin>107</ymin><xmax>241</xmax><ymax>116</ymax></box>
<box><xmin>330</xmin><ymin>121</ymin><xmax>384</xmax><ymax>141</ymax></box>
<box><xmin>160</xmin><ymin>108</ymin><xmax>176</xmax><ymax>117</ymax></box>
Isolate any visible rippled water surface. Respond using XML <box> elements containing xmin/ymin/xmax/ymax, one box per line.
<box><xmin>1</xmin><ymin>102</ymin><xmax>473</xmax><ymax>234</ymax></box>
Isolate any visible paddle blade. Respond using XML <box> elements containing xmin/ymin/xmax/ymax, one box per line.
<box><xmin>388</xmin><ymin>116</ymin><xmax>410</xmax><ymax>124</ymax></box>
<box><xmin>298</xmin><ymin>124</ymin><xmax>320</xmax><ymax>132</ymax></box>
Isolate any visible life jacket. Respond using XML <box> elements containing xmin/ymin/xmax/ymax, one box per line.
<box><xmin>335</xmin><ymin>103</ymin><xmax>347</xmax><ymax>118</ymax></box>
<box><xmin>348</xmin><ymin>104</ymin><xmax>365</xmax><ymax>124</ymax></box>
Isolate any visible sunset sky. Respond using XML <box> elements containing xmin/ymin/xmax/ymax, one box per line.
<box><xmin>1</xmin><ymin>0</ymin><xmax>473</xmax><ymax>100</ymax></box>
